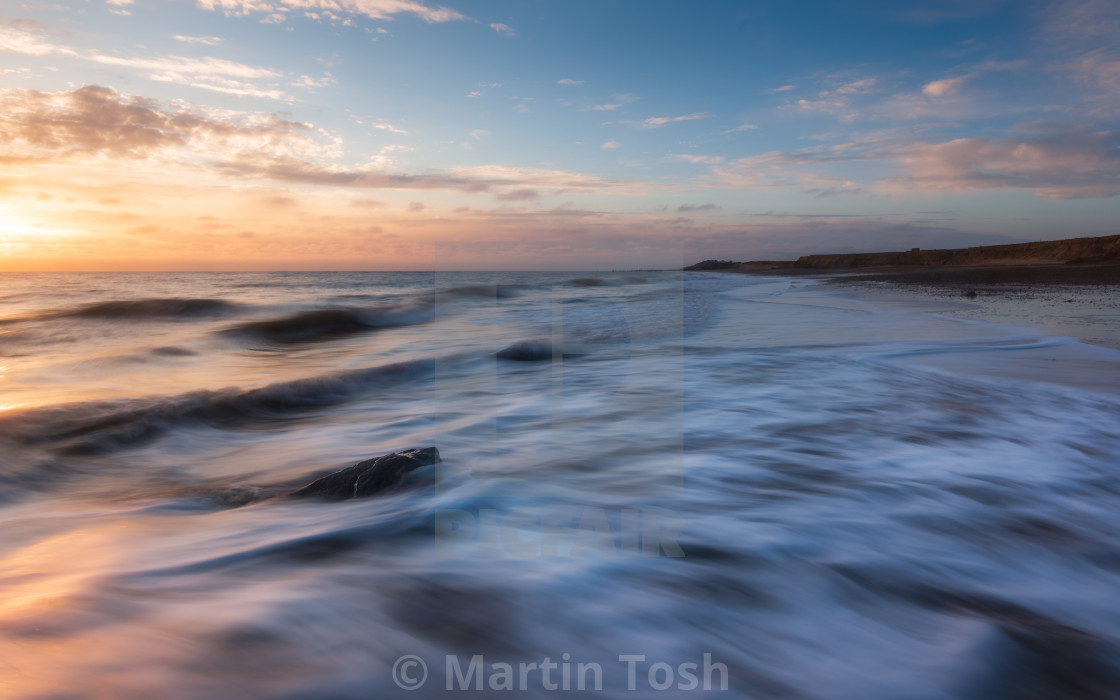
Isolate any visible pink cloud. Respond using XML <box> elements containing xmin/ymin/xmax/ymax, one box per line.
<box><xmin>885</xmin><ymin>126</ymin><xmax>1120</xmax><ymax>199</ymax></box>
<box><xmin>922</xmin><ymin>75</ymin><xmax>971</xmax><ymax>97</ymax></box>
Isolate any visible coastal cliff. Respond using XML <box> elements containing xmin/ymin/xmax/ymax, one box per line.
<box><xmin>685</xmin><ymin>234</ymin><xmax>1120</xmax><ymax>271</ymax></box>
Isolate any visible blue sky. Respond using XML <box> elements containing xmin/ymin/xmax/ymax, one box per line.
<box><xmin>0</xmin><ymin>0</ymin><xmax>1117</xmax><ymax>269</ymax></box>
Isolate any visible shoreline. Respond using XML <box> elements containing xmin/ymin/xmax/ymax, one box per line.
<box><xmin>822</xmin><ymin>264</ymin><xmax>1120</xmax><ymax>352</ymax></box>
<box><xmin>746</xmin><ymin>267</ymin><xmax>1120</xmax><ymax>396</ymax></box>
<box><xmin>706</xmin><ymin>262</ymin><xmax>1120</xmax><ymax>351</ymax></box>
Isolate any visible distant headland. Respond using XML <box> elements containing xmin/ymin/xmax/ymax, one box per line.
<box><xmin>684</xmin><ymin>234</ymin><xmax>1120</xmax><ymax>272</ymax></box>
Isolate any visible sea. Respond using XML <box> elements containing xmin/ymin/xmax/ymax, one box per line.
<box><xmin>1</xmin><ymin>270</ymin><xmax>1119</xmax><ymax>699</ymax></box>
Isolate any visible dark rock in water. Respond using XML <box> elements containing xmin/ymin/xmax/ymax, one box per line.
<box><xmin>496</xmin><ymin>340</ymin><xmax>554</xmax><ymax>362</ymax></box>
<box><xmin>288</xmin><ymin>447</ymin><xmax>440</xmax><ymax>500</ymax></box>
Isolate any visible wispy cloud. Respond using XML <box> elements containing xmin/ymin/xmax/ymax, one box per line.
<box><xmin>787</xmin><ymin>77</ymin><xmax>882</xmax><ymax>121</ymax></box>
<box><xmin>677</xmin><ymin>203</ymin><xmax>719</xmax><ymax>212</ymax></box>
<box><xmin>883</xmin><ymin>125</ymin><xmax>1120</xmax><ymax>199</ymax></box>
<box><xmin>601</xmin><ymin>140</ymin><xmax>619</xmax><ymax>149</ymax></box>
<box><xmin>703</xmin><ymin>123</ymin><xmax>1120</xmax><ymax>200</ymax></box>
<box><xmin>590</xmin><ymin>103</ymin><xmax>620</xmax><ymax>111</ymax></box>
<box><xmin>678</xmin><ymin>154</ymin><xmax>724</xmax><ymax>164</ymax></box>
<box><xmin>724</xmin><ymin>123</ymin><xmax>758</xmax><ymax>133</ymax></box>
<box><xmin>172</xmin><ymin>35</ymin><xmax>223</xmax><ymax>45</ymax></box>
<box><xmin>1042</xmin><ymin>0</ymin><xmax>1120</xmax><ymax>106</ymax></box>
<box><xmin>1</xmin><ymin>21</ymin><xmax>288</xmax><ymax>100</ymax></box>
<box><xmin>766</xmin><ymin>84</ymin><xmax>797</xmax><ymax>93</ymax></box>
<box><xmin>370</xmin><ymin>121</ymin><xmax>408</xmax><ymax>135</ymax></box>
<box><xmin>88</xmin><ymin>54</ymin><xmax>280</xmax><ymax>80</ymax></box>
<box><xmin>640</xmin><ymin>112</ymin><xmax>709</xmax><ymax>128</ymax></box>
<box><xmin>289</xmin><ymin>73</ymin><xmax>336</xmax><ymax>89</ymax></box>
<box><xmin>494</xmin><ymin>188</ymin><xmax>539</xmax><ymax>201</ymax></box>
<box><xmin>195</xmin><ymin>0</ymin><xmax>465</xmax><ymax>23</ymax></box>
<box><xmin>156</xmin><ymin>75</ymin><xmax>286</xmax><ymax>100</ymax></box>
<box><xmin>489</xmin><ymin>22</ymin><xmax>514</xmax><ymax>36</ymax></box>
<box><xmin>0</xmin><ymin>22</ymin><xmax>77</xmax><ymax>57</ymax></box>
<box><xmin>834</xmin><ymin>77</ymin><xmax>879</xmax><ymax>95</ymax></box>
<box><xmin>557</xmin><ymin>78</ymin><xmax>584</xmax><ymax>86</ymax></box>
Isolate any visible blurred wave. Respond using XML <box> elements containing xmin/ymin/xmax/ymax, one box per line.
<box><xmin>0</xmin><ymin>270</ymin><xmax>1118</xmax><ymax>698</ymax></box>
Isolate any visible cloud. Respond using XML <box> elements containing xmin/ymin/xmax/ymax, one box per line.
<box><xmin>677</xmin><ymin>203</ymin><xmax>719</xmax><ymax>212</ymax></box>
<box><xmin>788</xmin><ymin>77</ymin><xmax>881</xmax><ymax>121</ymax></box>
<box><xmin>370</xmin><ymin>121</ymin><xmax>409</xmax><ymax>135</ymax></box>
<box><xmin>679</xmin><ymin>154</ymin><xmax>724</xmax><ymax>164</ymax></box>
<box><xmin>106</xmin><ymin>0</ymin><xmax>133</xmax><ymax>5</ymax></box>
<box><xmin>0</xmin><ymin>21</ymin><xmax>76</xmax><ymax>57</ymax></box>
<box><xmin>1066</xmin><ymin>49</ymin><xmax>1120</xmax><ymax>97</ymax></box>
<box><xmin>1042</xmin><ymin>0</ymin><xmax>1120</xmax><ymax>104</ymax></box>
<box><xmin>1</xmin><ymin>22</ymin><xmax>288</xmax><ymax>100</ymax></box>
<box><xmin>494</xmin><ymin>188</ymin><xmax>540</xmax><ymax>201</ymax></box>
<box><xmin>1043</xmin><ymin>0</ymin><xmax>1120</xmax><ymax>43</ymax></box>
<box><xmin>922</xmin><ymin>75</ymin><xmax>971</xmax><ymax>97</ymax></box>
<box><xmin>207</xmin><ymin>153</ymin><xmax>639</xmax><ymax>198</ymax></box>
<box><xmin>196</xmin><ymin>0</ymin><xmax>465</xmax><ymax>23</ymax></box>
<box><xmin>469</xmin><ymin>129</ymin><xmax>490</xmax><ymax>139</ymax></box>
<box><xmin>489</xmin><ymin>22</ymin><xmax>514</xmax><ymax>36</ymax></box>
<box><xmin>587</xmin><ymin>94</ymin><xmax>635</xmax><ymax>111</ymax></box>
<box><xmin>640</xmin><ymin>112</ymin><xmax>709</xmax><ymax>128</ymax></box>
<box><xmin>601</xmin><ymin>140</ymin><xmax>619</xmax><ymax>149</ymax></box>
<box><xmin>289</xmin><ymin>73</ymin><xmax>336</xmax><ymax>89</ymax></box>
<box><xmin>88</xmin><ymin>53</ymin><xmax>280</xmax><ymax>80</ymax></box>
<box><xmin>885</xmin><ymin>126</ymin><xmax>1120</xmax><ymax>199</ymax></box>
<box><xmin>408</xmin><ymin>201</ymin><xmax>424</xmax><ymax>211</ymax></box>
<box><xmin>767</xmin><ymin>85</ymin><xmax>797</xmax><ymax>93</ymax></box>
<box><xmin>834</xmin><ymin>78</ymin><xmax>879</xmax><ymax>95</ymax></box>
<box><xmin>0</xmin><ymin>85</ymin><xmax>315</xmax><ymax>161</ymax></box>
<box><xmin>724</xmin><ymin>123</ymin><xmax>758</xmax><ymax>133</ymax></box>
<box><xmin>557</xmin><ymin>78</ymin><xmax>584</xmax><ymax>86</ymax></box>
<box><xmin>716</xmin><ymin>123</ymin><xmax>1120</xmax><ymax>199</ymax></box>
<box><xmin>467</xmin><ymin>91</ymin><xmax>483</xmax><ymax>98</ymax></box>
<box><xmin>172</xmin><ymin>35</ymin><xmax>223</xmax><ymax>45</ymax></box>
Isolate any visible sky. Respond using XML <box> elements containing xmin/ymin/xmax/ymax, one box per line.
<box><xmin>0</xmin><ymin>0</ymin><xmax>1118</xmax><ymax>270</ymax></box>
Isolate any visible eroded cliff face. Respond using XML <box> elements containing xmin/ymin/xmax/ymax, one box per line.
<box><xmin>790</xmin><ymin>234</ymin><xmax>1120</xmax><ymax>269</ymax></box>
<box><xmin>684</xmin><ymin>235</ymin><xmax>1120</xmax><ymax>271</ymax></box>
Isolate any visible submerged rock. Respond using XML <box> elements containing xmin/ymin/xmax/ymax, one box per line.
<box><xmin>287</xmin><ymin>447</ymin><xmax>441</xmax><ymax>500</ymax></box>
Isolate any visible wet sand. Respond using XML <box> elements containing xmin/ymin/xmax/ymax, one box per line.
<box><xmin>812</xmin><ymin>264</ymin><xmax>1120</xmax><ymax>351</ymax></box>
